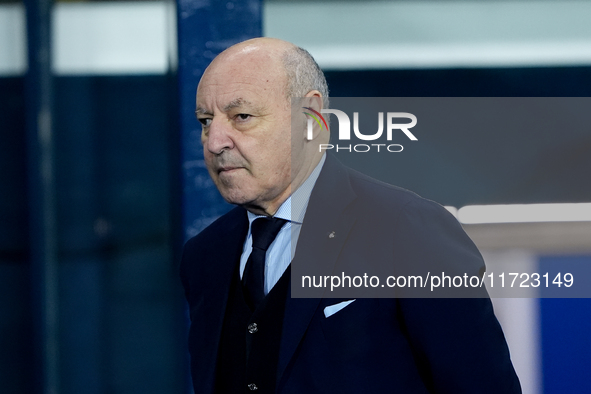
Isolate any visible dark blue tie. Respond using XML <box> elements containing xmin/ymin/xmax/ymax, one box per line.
<box><xmin>242</xmin><ymin>217</ymin><xmax>287</xmax><ymax>310</ymax></box>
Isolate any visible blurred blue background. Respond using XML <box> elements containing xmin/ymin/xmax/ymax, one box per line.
<box><xmin>1</xmin><ymin>0</ymin><xmax>590</xmax><ymax>393</ymax></box>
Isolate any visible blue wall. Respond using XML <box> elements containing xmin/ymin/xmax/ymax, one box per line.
<box><xmin>540</xmin><ymin>256</ymin><xmax>591</xmax><ymax>394</ymax></box>
<box><xmin>0</xmin><ymin>75</ymin><xmax>185</xmax><ymax>393</ymax></box>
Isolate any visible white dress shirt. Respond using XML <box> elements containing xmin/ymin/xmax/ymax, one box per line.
<box><xmin>239</xmin><ymin>154</ymin><xmax>326</xmax><ymax>295</ymax></box>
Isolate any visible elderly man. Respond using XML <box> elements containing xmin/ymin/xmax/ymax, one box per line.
<box><xmin>180</xmin><ymin>37</ymin><xmax>521</xmax><ymax>394</ymax></box>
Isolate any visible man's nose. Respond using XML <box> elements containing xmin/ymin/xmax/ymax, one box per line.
<box><xmin>205</xmin><ymin>119</ymin><xmax>234</xmax><ymax>154</ymax></box>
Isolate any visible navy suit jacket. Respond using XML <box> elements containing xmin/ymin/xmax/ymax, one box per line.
<box><xmin>180</xmin><ymin>154</ymin><xmax>522</xmax><ymax>393</ymax></box>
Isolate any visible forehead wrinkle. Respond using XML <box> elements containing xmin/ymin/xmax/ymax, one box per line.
<box><xmin>195</xmin><ymin>106</ymin><xmax>212</xmax><ymax>116</ymax></box>
<box><xmin>196</xmin><ymin>63</ymin><xmax>286</xmax><ymax>115</ymax></box>
<box><xmin>223</xmin><ymin>97</ymin><xmax>269</xmax><ymax>116</ymax></box>
<box><xmin>195</xmin><ymin>97</ymin><xmax>267</xmax><ymax>118</ymax></box>
<box><xmin>223</xmin><ymin>98</ymin><xmax>251</xmax><ymax>112</ymax></box>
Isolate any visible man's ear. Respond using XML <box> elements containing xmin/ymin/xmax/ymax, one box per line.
<box><xmin>304</xmin><ymin>90</ymin><xmax>323</xmax><ymax>108</ymax></box>
<box><xmin>301</xmin><ymin>90</ymin><xmax>326</xmax><ymax>141</ymax></box>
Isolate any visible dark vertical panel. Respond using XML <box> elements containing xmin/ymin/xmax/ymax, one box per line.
<box><xmin>54</xmin><ymin>77</ymin><xmax>104</xmax><ymax>394</ymax></box>
<box><xmin>0</xmin><ymin>78</ymin><xmax>28</xmax><ymax>259</ymax></box>
<box><xmin>176</xmin><ymin>0</ymin><xmax>262</xmax><ymax>240</ymax></box>
<box><xmin>0</xmin><ymin>76</ymin><xmax>32</xmax><ymax>394</ymax></box>
<box><xmin>53</xmin><ymin>76</ymin><xmax>182</xmax><ymax>394</ymax></box>
<box><xmin>91</xmin><ymin>76</ymin><xmax>179</xmax><ymax>394</ymax></box>
<box><xmin>23</xmin><ymin>0</ymin><xmax>59</xmax><ymax>391</ymax></box>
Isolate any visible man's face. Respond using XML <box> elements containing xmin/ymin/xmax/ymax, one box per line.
<box><xmin>196</xmin><ymin>47</ymin><xmax>295</xmax><ymax>215</ymax></box>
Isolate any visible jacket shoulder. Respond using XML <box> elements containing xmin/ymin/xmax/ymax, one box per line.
<box><xmin>180</xmin><ymin>206</ymin><xmax>247</xmax><ymax>294</ymax></box>
<box><xmin>345</xmin><ymin>166</ymin><xmax>452</xmax><ymax>221</ymax></box>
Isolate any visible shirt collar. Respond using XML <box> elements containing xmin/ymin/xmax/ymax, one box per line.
<box><xmin>247</xmin><ymin>154</ymin><xmax>326</xmax><ymax>225</ymax></box>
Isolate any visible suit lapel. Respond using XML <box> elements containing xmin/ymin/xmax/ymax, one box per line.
<box><xmin>277</xmin><ymin>155</ymin><xmax>358</xmax><ymax>385</ymax></box>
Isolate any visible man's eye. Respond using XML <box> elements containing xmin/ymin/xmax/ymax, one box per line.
<box><xmin>236</xmin><ymin>114</ymin><xmax>251</xmax><ymax>121</ymax></box>
<box><xmin>198</xmin><ymin>118</ymin><xmax>212</xmax><ymax>127</ymax></box>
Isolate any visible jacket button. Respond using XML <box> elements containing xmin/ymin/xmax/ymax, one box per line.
<box><xmin>248</xmin><ymin>323</ymin><xmax>258</xmax><ymax>333</ymax></box>
<box><xmin>247</xmin><ymin>383</ymin><xmax>258</xmax><ymax>391</ymax></box>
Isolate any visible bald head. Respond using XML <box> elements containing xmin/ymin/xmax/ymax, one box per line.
<box><xmin>208</xmin><ymin>37</ymin><xmax>293</xmax><ymax>66</ymax></box>
<box><xmin>201</xmin><ymin>37</ymin><xmax>328</xmax><ymax>107</ymax></box>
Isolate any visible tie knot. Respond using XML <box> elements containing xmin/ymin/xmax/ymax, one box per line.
<box><xmin>251</xmin><ymin>217</ymin><xmax>287</xmax><ymax>252</ymax></box>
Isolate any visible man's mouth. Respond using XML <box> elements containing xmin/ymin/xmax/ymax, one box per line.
<box><xmin>218</xmin><ymin>166</ymin><xmax>242</xmax><ymax>174</ymax></box>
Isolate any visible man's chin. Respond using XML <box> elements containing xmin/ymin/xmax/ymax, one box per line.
<box><xmin>220</xmin><ymin>192</ymin><xmax>270</xmax><ymax>215</ymax></box>
<box><xmin>218</xmin><ymin>189</ymin><xmax>253</xmax><ymax>207</ymax></box>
